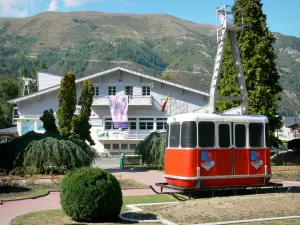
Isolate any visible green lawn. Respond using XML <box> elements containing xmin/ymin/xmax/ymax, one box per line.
<box><xmin>10</xmin><ymin>194</ymin><xmax>177</xmax><ymax>225</ymax></box>
<box><xmin>0</xmin><ymin>179</ymin><xmax>148</xmax><ymax>201</ymax></box>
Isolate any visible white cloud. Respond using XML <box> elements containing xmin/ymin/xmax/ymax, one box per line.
<box><xmin>48</xmin><ymin>0</ymin><xmax>58</xmax><ymax>11</ymax></box>
<box><xmin>0</xmin><ymin>0</ymin><xmax>34</xmax><ymax>17</ymax></box>
<box><xmin>63</xmin><ymin>0</ymin><xmax>105</xmax><ymax>7</ymax></box>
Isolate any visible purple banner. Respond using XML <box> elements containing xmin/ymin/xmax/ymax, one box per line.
<box><xmin>108</xmin><ymin>95</ymin><xmax>129</xmax><ymax>129</ymax></box>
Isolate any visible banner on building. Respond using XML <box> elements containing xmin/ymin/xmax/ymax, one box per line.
<box><xmin>108</xmin><ymin>95</ymin><xmax>129</xmax><ymax>129</ymax></box>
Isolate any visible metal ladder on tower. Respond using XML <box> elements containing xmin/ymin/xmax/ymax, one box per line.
<box><xmin>196</xmin><ymin>5</ymin><xmax>248</xmax><ymax>115</ymax></box>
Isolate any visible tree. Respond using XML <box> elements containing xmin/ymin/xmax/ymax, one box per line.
<box><xmin>19</xmin><ymin>65</ymin><xmax>28</xmax><ymax>78</ymax></box>
<box><xmin>39</xmin><ymin>109</ymin><xmax>59</xmax><ymax>134</ymax></box>
<box><xmin>135</xmin><ymin>131</ymin><xmax>166</xmax><ymax>168</ymax></box>
<box><xmin>41</xmin><ymin>61</ymin><xmax>47</xmax><ymax>69</ymax></box>
<box><xmin>0</xmin><ymin>79</ymin><xmax>19</xmax><ymax>128</ymax></box>
<box><xmin>57</xmin><ymin>72</ymin><xmax>77</xmax><ymax>137</ymax></box>
<box><xmin>161</xmin><ymin>73</ymin><xmax>176</xmax><ymax>83</ymax></box>
<box><xmin>72</xmin><ymin>80</ymin><xmax>95</xmax><ymax>145</ymax></box>
<box><xmin>216</xmin><ymin>0</ymin><xmax>282</xmax><ymax>147</ymax></box>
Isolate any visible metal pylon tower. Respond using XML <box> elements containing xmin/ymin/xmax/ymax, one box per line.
<box><xmin>197</xmin><ymin>5</ymin><xmax>248</xmax><ymax>115</ymax></box>
<box><xmin>20</xmin><ymin>77</ymin><xmax>36</xmax><ymax>96</ymax></box>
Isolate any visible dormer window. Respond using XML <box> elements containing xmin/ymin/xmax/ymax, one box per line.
<box><xmin>125</xmin><ymin>86</ymin><xmax>133</xmax><ymax>96</ymax></box>
<box><xmin>142</xmin><ymin>86</ymin><xmax>150</xmax><ymax>96</ymax></box>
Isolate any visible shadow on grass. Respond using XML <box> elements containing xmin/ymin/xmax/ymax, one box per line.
<box><xmin>121</xmin><ymin>212</ymin><xmax>158</xmax><ymax>220</ymax></box>
<box><xmin>0</xmin><ymin>186</ymin><xmax>31</xmax><ymax>194</ymax></box>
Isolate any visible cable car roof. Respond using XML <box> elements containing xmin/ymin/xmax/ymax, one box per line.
<box><xmin>167</xmin><ymin>113</ymin><xmax>268</xmax><ymax>123</ymax></box>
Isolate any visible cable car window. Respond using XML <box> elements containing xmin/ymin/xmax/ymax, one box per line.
<box><xmin>265</xmin><ymin>123</ymin><xmax>269</xmax><ymax>147</ymax></box>
<box><xmin>169</xmin><ymin>123</ymin><xmax>180</xmax><ymax>147</ymax></box>
<box><xmin>181</xmin><ymin>121</ymin><xmax>197</xmax><ymax>148</ymax></box>
<box><xmin>235</xmin><ymin>124</ymin><xmax>246</xmax><ymax>148</ymax></box>
<box><xmin>165</xmin><ymin>124</ymin><xmax>169</xmax><ymax>148</ymax></box>
<box><xmin>198</xmin><ymin>122</ymin><xmax>215</xmax><ymax>147</ymax></box>
<box><xmin>219</xmin><ymin>124</ymin><xmax>230</xmax><ymax>148</ymax></box>
<box><xmin>249</xmin><ymin>123</ymin><xmax>264</xmax><ymax>147</ymax></box>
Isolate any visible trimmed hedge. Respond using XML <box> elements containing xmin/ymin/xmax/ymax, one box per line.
<box><xmin>60</xmin><ymin>167</ymin><xmax>123</xmax><ymax>222</ymax></box>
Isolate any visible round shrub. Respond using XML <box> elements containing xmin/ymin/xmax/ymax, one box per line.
<box><xmin>60</xmin><ymin>167</ymin><xmax>123</xmax><ymax>222</ymax></box>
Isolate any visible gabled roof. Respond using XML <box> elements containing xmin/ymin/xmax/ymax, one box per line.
<box><xmin>0</xmin><ymin>126</ymin><xmax>17</xmax><ymax>134</ymax></box>
<box><xmin>8</xmin><ymin>67</ymin><xmax>209</xmax><ymax>104</ymax></box>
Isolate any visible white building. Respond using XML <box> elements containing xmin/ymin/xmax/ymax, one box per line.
<box><xmin>8</xmin><ymin>67</ymin><xmax>209</xmax><ymax>155</ymax></box>
<box><xmin>275</xmin><ymin>116</ymin><xmax>300</xmax><ymax>141</ymax></box>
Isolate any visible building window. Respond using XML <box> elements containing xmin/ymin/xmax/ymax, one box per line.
<box><xmin>235</xmin><ymin>124</ymin><xmax>246</xmax><ymax>148</ymax></box>
<box><xmin>129</xmin><ymin>118</ymin><xmax>136</xmax><ymax>130</ymax></box>
<box><xmin>181</xmin><ymin>121</ymin><xmax>197</xmax><ymax>148</ymax></box>
<box><xmin>112</xmin><ymin>144</ymin><xmax>119</xmax><ymax>149</ymax></box>
<box><xmin>104</xmin><ymin>144</ymin><xmax>111</xmax><ymax>150</ymax></box>
<box><xmin>198</xmin><ymin>122</ymin><xmax>215</xmax><ymax>147</ymax></box>
<box><xmin>219</xmin><ymin>124</ymin><xmax>231</xmax><ymax>148</ymax></box>
<box><xmin>121</xmin><ymin>144</ymin><xmax>128</xmax><ymax>150</ymax></box>
<box><xmin>125</xmin><ymin>86</ymin><xmax>133</xmax><ymax>96</ymax></box>
<box><xmin>104</xmin><ymin>118</ymin><xmax>117</xmax><ymax>130</ymax></box>
<box><xmin>139</xmin><ymin>118</ymin><xmax>154</xmax><ymax>130</ymax></box>
<box><xmin>249</xmin><ymin>123</ymin><xmax>264</xmax><ymax>147</ymax></box>
<box><xmin>108</xmin><ymin>86</ymin><xmax>116</xmax><ymax>95</ymax></box>
<box><xmin>157</xmin><ymin>118</ymin><xmax>167</xmax><ymax>130</ymax></box>
<box><xmin>142</xmin><ymin>86</ymin><xmax>150</xmax><ymax>96</ymax></box>
<box><xmin>169</xmin><ymin>123</ymin><xmax>180</xmax><ymax>147</ymax></box>
<box><xmin>130</xmin><ymin>144</ymin><xmax>137</xmax><ymax>150</ymax></box>
<box><xmin>94</xmin><ymin>87</ymin><xmax>99</xmax><ymax>96</ymax></box>
<box><xmin>13</xmin><ymin>107</ymin><xmax>19</xmax><ymax>118</ymax></box>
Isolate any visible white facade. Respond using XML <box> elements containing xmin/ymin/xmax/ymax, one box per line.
<box><xmin>37</xmin><ymin>71</ymin><xmax>62</xmax><ymax>91</ymax></box>
<box><xmin>9</xmin><ymin>67</ymin><xmax>209</xmax><ymax>155</ymax></box>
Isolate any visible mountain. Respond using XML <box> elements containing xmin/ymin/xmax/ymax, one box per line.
<box><xmin>0</xmin><ymin>11</ymin><xmax>299</xmax><ymax>116</ymax></box>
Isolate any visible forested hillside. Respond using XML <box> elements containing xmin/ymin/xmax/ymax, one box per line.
<box><xmin>0</xmin><ymin>11</ymin><xmax>299</xmax><ymax>121</ymax></box>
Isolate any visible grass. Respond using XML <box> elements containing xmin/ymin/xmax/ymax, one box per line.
<box><xmin>140</xmin><ymin>193</ymin><xmax>300</xmax><ymax>224</ymax></box>
<box><xmin>0</xmin><ymin>179</ymin><xmax>148</xmax><ymax>201</ymax></box>
<box><xmin>10</xmin><ymin>194</ymin><xmax>177</xmax><ymax>225</ymax></box>
<box><xmin>118</xmin><ymin>179</ymin><xmax>148</xmax><ymax>189</ymax></box>
<box><xmin>240</xmin><ymin>218</ymin><xmax>300</xmax><ymax>225</ymax></box>
<box><xmin>271</xmin><ymin>171</ymin><xmax>300</xmax><ymax>182</ymax></box>
<box><xmin>0</xmin><ymin>188</ymin><xmax>54</xmax><ymax>201</ymax></box>
<box><xmin>10</xmin><ymin>193</ymin><xmax>300</xmax><ymax>225</ymax></box>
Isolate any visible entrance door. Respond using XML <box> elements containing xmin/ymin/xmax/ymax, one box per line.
<box><xmin>216</xmin><ymin>122</ymin><xmax>233</xmax><ymax>175</ymax></box>
<box><xmin>232</xmin><ymin>123</ymin><xmax>249</xmax><ymax>175</ymax></box>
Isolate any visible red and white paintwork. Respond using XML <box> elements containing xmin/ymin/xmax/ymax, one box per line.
<box><xmin>164</xmin><ymin>113</ymin><xmax>271</xmax><ymax>189</ymax></box>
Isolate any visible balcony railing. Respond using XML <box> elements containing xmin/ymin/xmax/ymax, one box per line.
<box><xmin>97</xmin><ymin>130</ymin><xmax>153</xmax><ymax>140</ymax></box>
<box><xmin>92</xmin><ymin>95</ymin><xmax>152</xmax><ymax>106</ymax></box>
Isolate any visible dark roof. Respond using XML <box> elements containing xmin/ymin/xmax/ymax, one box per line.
<box><xmin>0</xmin><ymin>126</ymin><xmax>17</xmax><ymax>134</ymax></box>
<box><xmin>283</xmin><ymin>117</ymin><xmax>300</xmax><ymax>127</ymax></box>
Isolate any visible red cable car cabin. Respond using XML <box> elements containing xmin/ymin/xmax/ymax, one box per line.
<box><xmin>164</xmin><ymin>113</ymin><xmax>271</xmax><ymax>189</ymax></box>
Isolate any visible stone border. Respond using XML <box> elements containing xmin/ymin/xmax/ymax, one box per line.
<box><xmin>0</xmin><ymin>190</ymin><xmax>59</xmax><ymax>203</ymax></box>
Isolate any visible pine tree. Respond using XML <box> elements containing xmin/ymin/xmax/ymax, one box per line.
<box><xmin>72</xmin><ymin>80</ymin><xmax>95</xmax><ymax>145</ymax></box>
<box><xmin>217</xmin><ymin>0</ymin><xmax>282</xmax><ymax>146</ymax></box>
<box><xmin>57</xmin><ymin>72</ymin><xmax>77</xmax><ymax>137</ymax></box>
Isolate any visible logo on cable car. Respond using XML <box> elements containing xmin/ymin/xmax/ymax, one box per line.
<box><xmin>201</xmin><ymin>151</ymin><xmax>215</xmax><ymax>171</ymax></box>
<box><xmin>250</xmin><ymin>150</ymin><xmax>263</xmax><ymax>170</ymax></box>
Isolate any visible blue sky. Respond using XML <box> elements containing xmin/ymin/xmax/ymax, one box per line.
<box><xmin>0</xmin><ymin>0</ymin><xmax>299</xmax><ymax>37</ymax></box>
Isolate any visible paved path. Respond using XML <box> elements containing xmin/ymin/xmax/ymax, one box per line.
<box><xmin>0</xmin><ymin>170</ymin><xmax>164</xmax><ymax>225</ymax></box>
